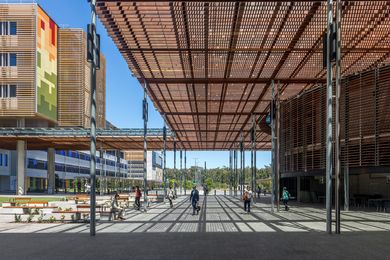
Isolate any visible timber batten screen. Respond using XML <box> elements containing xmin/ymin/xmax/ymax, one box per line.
<box><xmin>280</xmin><ymin>64</ymin><xmax>390</xmax><ymax>176</ymax></box>
<box><xmin>96</xmin><ymin>1</ymin><xmax>390</xmax><ymax>150</ymax></box>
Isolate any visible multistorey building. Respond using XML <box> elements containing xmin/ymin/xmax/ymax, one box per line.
<box><xmin>0</xmin><ymin>149</ymin><xmax>128</xmax><ymax>193</ymax></box>
<box><xmin>58</xmin><ymin>28</ymin><xmax>106</xmax><ymax>128</ymax></box>
<box><xmin>0</xmin><ymin>4</ymin><xmax>111</xmax><ymax>194</ymax></box>
<box><xmin>124</xmin><ymin>151</ymin><xmax>163</xmax><ymax>183</ymax></box>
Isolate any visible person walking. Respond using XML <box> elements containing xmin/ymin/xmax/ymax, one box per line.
<box><xmin>167</xmin><ymin>187</ymin><xmax>174</xmax><ymax>208</ymax></box>
<box><xmin>243</xmin><ymin>186</ymin><xmax>253</xmax><ymax>213</ymax></box>
<box><xmin>203</xmin><ymin>185</ymin><xmax>208</xmax><ymax>196</ymax></box>
<box><xmin>190</xmin><ymin>186</ymin><xmax>200</xmax><ymax>215</ymax></box>
<box><xmin>111</xmin><ymin>192</ymin><xmax>125</xmax><ymax>220</ymax></box>
<box><xmin>257</xmin><ymin>185</ymin><xmax>261</xmax><ymax>198</ymax></box>
<box><xmin>282</xmin><ymin>187</ymin><xmax>290</xmax><ymax>211</ymax></box>
<box><xmin>135</xmin><ymin>186</ymin><xmax>142</xmax><ymax>210</ymax></box>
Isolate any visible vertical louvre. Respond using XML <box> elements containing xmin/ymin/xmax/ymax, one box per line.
<box><xmin>280</xmin><ymin>65</ymin><xmax>390</xmax><ymax>175</ymax></box>
<box><xmin>0</xmin><ymin>4</ymin><xmax>36</xmax><ymax>117</ymax></box>
<box><xmin>58</xmin><ymin>28</ymin><xmax>106</xmax><ymax>128</ymax></box>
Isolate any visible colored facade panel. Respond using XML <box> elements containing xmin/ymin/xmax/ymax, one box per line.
<box><xmin>36</xmin><ymin>7</ymin><xmax>57</xmax><ymax>121</ymax></box>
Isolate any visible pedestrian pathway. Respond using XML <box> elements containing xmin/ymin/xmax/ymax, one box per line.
<box><xmin>0</xmin><ymin>195</ymin><xmax>389</xmax><ymax>234</ymax></box>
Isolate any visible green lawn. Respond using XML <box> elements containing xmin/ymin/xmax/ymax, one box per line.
<box><xmin>0</xmin><ymin>197</ymin><xmax>65</xmax><ymax>206</ymax></box>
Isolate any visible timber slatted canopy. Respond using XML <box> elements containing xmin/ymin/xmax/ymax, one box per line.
<box><xmin>0</xmin><ymin>128</ymin><xmax>173</xmax><ymax>150</ymax></box>
<box><xmin>96</xmin><ymin>0</ymin><xmax>390</xmax><ymax>150</ymax></box>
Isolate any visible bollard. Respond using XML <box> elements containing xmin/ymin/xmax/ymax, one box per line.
<box><xmin>214</xmin><ymin>190</ymin><xmax>216</xmax><ymax>196</ymax></box>
<box><xmin>224</xmin><ymin>190</ymin><xmax>226</xmax><ymax>195</ymax></box>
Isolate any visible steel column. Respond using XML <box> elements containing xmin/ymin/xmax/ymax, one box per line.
<box><xmin>99</xmin><ymin>149</ymin><xmax>103</xmax><ymax>196</ymax></box>
<box><xmin>180</xmin><ymin>150</ymin><xmax>183</xmax><ymax>195</ymax></box>
<box><xmin>240</xmin><ymin>132</ymin><xmax>244</xmax><ymax>195</ymax></box>
<box><xmin>174</xmin><ymin>136</ymin><xmax>177</xmax><ymax>196</ymax></box>
<box><xmin>251</xmin><ymin>120</ymin><xmax>254</xmax><ymax>193</ymax></box>
<box><xmin>234</xmin><ymin>149</ymin><xmax>237</xmax><ymax>196</ymax></box>
<box><xmin>163</xmin><ymin>124</ymin><xmax>167</xmax><ymax>199</ymax></box>
<box><xmin>204</xmin><ymin>161</ymin><xmax>207</xmax><ymax>187</ymax></box>
<box><xmin>184</xmin><ymin>150</ymin><xmax>187</xmax><ymax>195</ymax></box>
<box><xmin>88</xmin><ymin>0</ymin><xmax>97</xmax><ymax>237</ymax></box>
<box><xmin>335</xmin><ymin>0</ymin><xmax>342</xmax><ymax>234</ymax></box>
<box><xmin>243</xmin><ymin>146</ymin><xmax>245</xmax><ymax>190</ymax></box>
<box><xmin>143</xmin><ymin>80</ymin><xmax>148</xmax><ymax>202</ymax></box>
<box><xmin>344</xmin><ymin>166</ymin><xmax>349</xmax><ymax>211</ymax></box>
<box><xmin>229</xmin><ymin>150</ymin><xmax>233</xmax><ymax>196</ymax></box>
<box><xmin>276</xmin><ymin>80</ymin><xmax>281</xmax><ymax>211</ymax></box>
<box><xmin>271</xmin><ymin>80</ymin><xmax>276</xmax><ymax>212</ymax></box>
<box><xmin>252</xmin><ymin>115</ymin><xmax>257</xmax><ymax>196</ymax></box>
<box><xmin>326</xmin><ymin>0</ymin><xmax>334</xmax><ymax>235</ymax></box>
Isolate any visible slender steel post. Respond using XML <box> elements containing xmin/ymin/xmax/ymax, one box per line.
<box><xmin>229</xmin><ymin>150</ymin><xmax>233</xmax><ymax>196</ymax></box>
<box><xmin>163</xmin><ymin>124</ymin><xmax>167</xmax><ymax>199</ymax></box>
<box><xmin>89</xmin><ymin>0</ymin><xmax>97</xmax><ymax>237</ymax></box>
<box><xmin>254</xmin><ymin>116</ymin><xmax>257</xmax><ymax>197</ymax></box>
<box><xmin>143</xmin><ymin>80</ymin><xmax>148</xmax><ymax>202</ymax></box>
<box><xmin>344</xmin><ymin>166</ymin><xmax>349</xmax><ymax>211</ymax></box>
<box><xmin>180</xmin><ymin>150</ymin><xmax>183</xmax><ymax>195</ymax></box>
<box><xmin>271</xmin><ymin>80</ymin><xmax>275</xmax><ymax>212</ymax></box>
<box><xmin>251</xmin><ymin>115</ymin><xmax>256</xmax><ymax>199</ymax></box>
<box><xmin>326</xmin><ymin>0</ymin><xmax>334</xmax><ymax>234</ymax></box>
<box><xmin>184</xmin><ymin>150</ymin><xmax>187</xmax><ymax>195</ymax></box>
<box><xmin>240</xmin><ymin>131</ymin><xmax>244</xmax><ymax>195</ymax></box>
<box><xmin>234</xmin><ymin>149</ymin><xmax>237</xmax><ymax>196</ymax></box>
<box><xmin>335</xmin><ymin>0</ymin><xmax>342</xmax><ymax>234</ymax></box>
<box><xmin>100</xmin><ymin>148</ymin><xmax>103</xmax><ymax>196</ymax></box>
<box><xmin>243</xmin><ymin>138</ymin><xmax>245</xmax><ymax>190</ymax></box>
<box><xmin>204</xmin><ymin>161</ymin><xmax>207</xmax><ymax>187</ymax></box>
<box><xmin>276</xmin><ymin>80</ymin><xmax>281</xmax><ymax>211</ymax></box>
<box><xmin>174</xmin><ymin>136</ymin><xmax>177</xmax><ymax>196</ymax></box>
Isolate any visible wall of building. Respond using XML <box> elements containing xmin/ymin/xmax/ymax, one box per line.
<box><xmin>36</xmin><ymin>6</ymin><xmax>58</xmax><ymax>122</ymax></box>
<box><xmin>0</xmin><ymin>4</ymin><xmax>36</xmax><ymax>119</ymax></box>
<box><xmin>58</xmin><ymin>28</ymin><xmax>106</xmax><ymax>128</ymax></box>
<box><xmin>280</xmin><ymin>65</ymin><xmax>390</xmax><ymax>175</ymax></box>
<box><xmin>0</xmin><ymin>149</ymin><xmax>128</xmax><ymax>192</ymax></box>
<box><xmin>0</xmin><ymin>4</ymin><xmax>106</xmax><ymax>128</ymax></box>
<box><xmin>125</xmin><ymin>151</ymin><xmax>163</xmax><ymax>182</ymax></box>
<box><xmin>57</xmin><ymin>28</ymin><xmax>84</xmax><ymax>127</ymax></box>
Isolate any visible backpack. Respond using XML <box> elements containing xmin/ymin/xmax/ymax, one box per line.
<box><xmin>242</xmin><ymin>191</ymin><xmax>249</xmax><ymax>201</ymax></box>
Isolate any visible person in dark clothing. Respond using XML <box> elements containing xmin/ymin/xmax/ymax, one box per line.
<box><xmin>190</xmin><ymin>186</ymin><xmax>200</xmax><ymax>215</ymax></box>
<box><xmin>257</xmin><ymin>185</ymin><xmax>261</xmax><ymax>198</ymax></box>
<box><xmin>203</xmin><ymin>185</ymin><xmax>208</xmax><ymax>196</ymax></box>
<box><xmin>135</xmin><ymin>186</ymin><xmax>142</xmax><ymax>210</ymax></box>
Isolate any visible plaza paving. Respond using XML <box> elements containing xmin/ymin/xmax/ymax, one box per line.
<box><xmin>1</xmin><ymin>195</ymin><xmax>390</xmax><ymax>233</ymax></box>
<box><xmin>0</xmin><ymin>195</ymin><xmax>389</xmax><ymax>259</ymax></box>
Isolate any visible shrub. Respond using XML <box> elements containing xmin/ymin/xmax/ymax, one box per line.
<box><xmin>37</xmin><ymin>211</ymin><xmax>45</xmax><ymax>223</ymax></box>
<box><xmin>27</xmin><ymin>214</ymin><xmax>34</xmax><ymax>223</ymax></box>
<box><xmin>48</xmin><ymin>216</ymin><xmax>56</xmax><ymax>223</ymax></box>
<box><xmin>14</xmin><ymin>214</ymin><xmax>22</xmax><ymax>223</ymax></box>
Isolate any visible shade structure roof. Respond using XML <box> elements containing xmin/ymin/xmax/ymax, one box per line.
<box><xmin>0</xmin><ymin>128</ymin><xmax>173</xmax><ymax>150</ymax></box>
<box><xmin>96</xmin><ymin>0</ymin><xmax>390</xmax><ymax>150</ymax></box>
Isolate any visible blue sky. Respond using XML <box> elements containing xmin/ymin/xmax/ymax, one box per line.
<box><xmin>36</xmin><ymin>0</ymin><xmax>271</xmax><ymax>169</ymax></box>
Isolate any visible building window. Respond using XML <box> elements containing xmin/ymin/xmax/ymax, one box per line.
<box><xmin>0</xmin><ymin>21</ymin><xmax>17</xmax><ymax>35</ymax></box>
<box><xmin>10</xmin><ymin>53</ymin><xmax>16</xmax><ymax>66</ymax></box>
<box><xmin>0</xmin><ymin>85</ymin><xmax>17</xmax><ymax>98</ymax></box>
<box><xmin>0</xmin><ymin>22</ymin><xmax>8</xmax><ymax>35</ymax></box>
<box><xmin>0</xmin><ymin>53</ymin><xmax>17</xmax><ymax>66</ymax></box>
<box><xmin>10</xmin><ymin>22</ymin><xmax>17</xmax><ymax>35</ymax></box>
<box><xmin>4</xmin><ymin>154</ymin><xmax>8</xmax><ymax>167</ymax></box>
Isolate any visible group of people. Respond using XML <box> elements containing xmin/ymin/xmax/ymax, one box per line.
<box><xmin>242</xmin><ymin>186</ymin><xmax>291</xmax><ymax>213</ymax></box>
<box><xmin>109</xmin><ymin>184</ymin><xmax>291</xmax><ymax>221</ymax></box>
<box><xmin>110</xmin><ymin>186</ymin><xmax>143</xmax><ymax>221</ymax></box>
